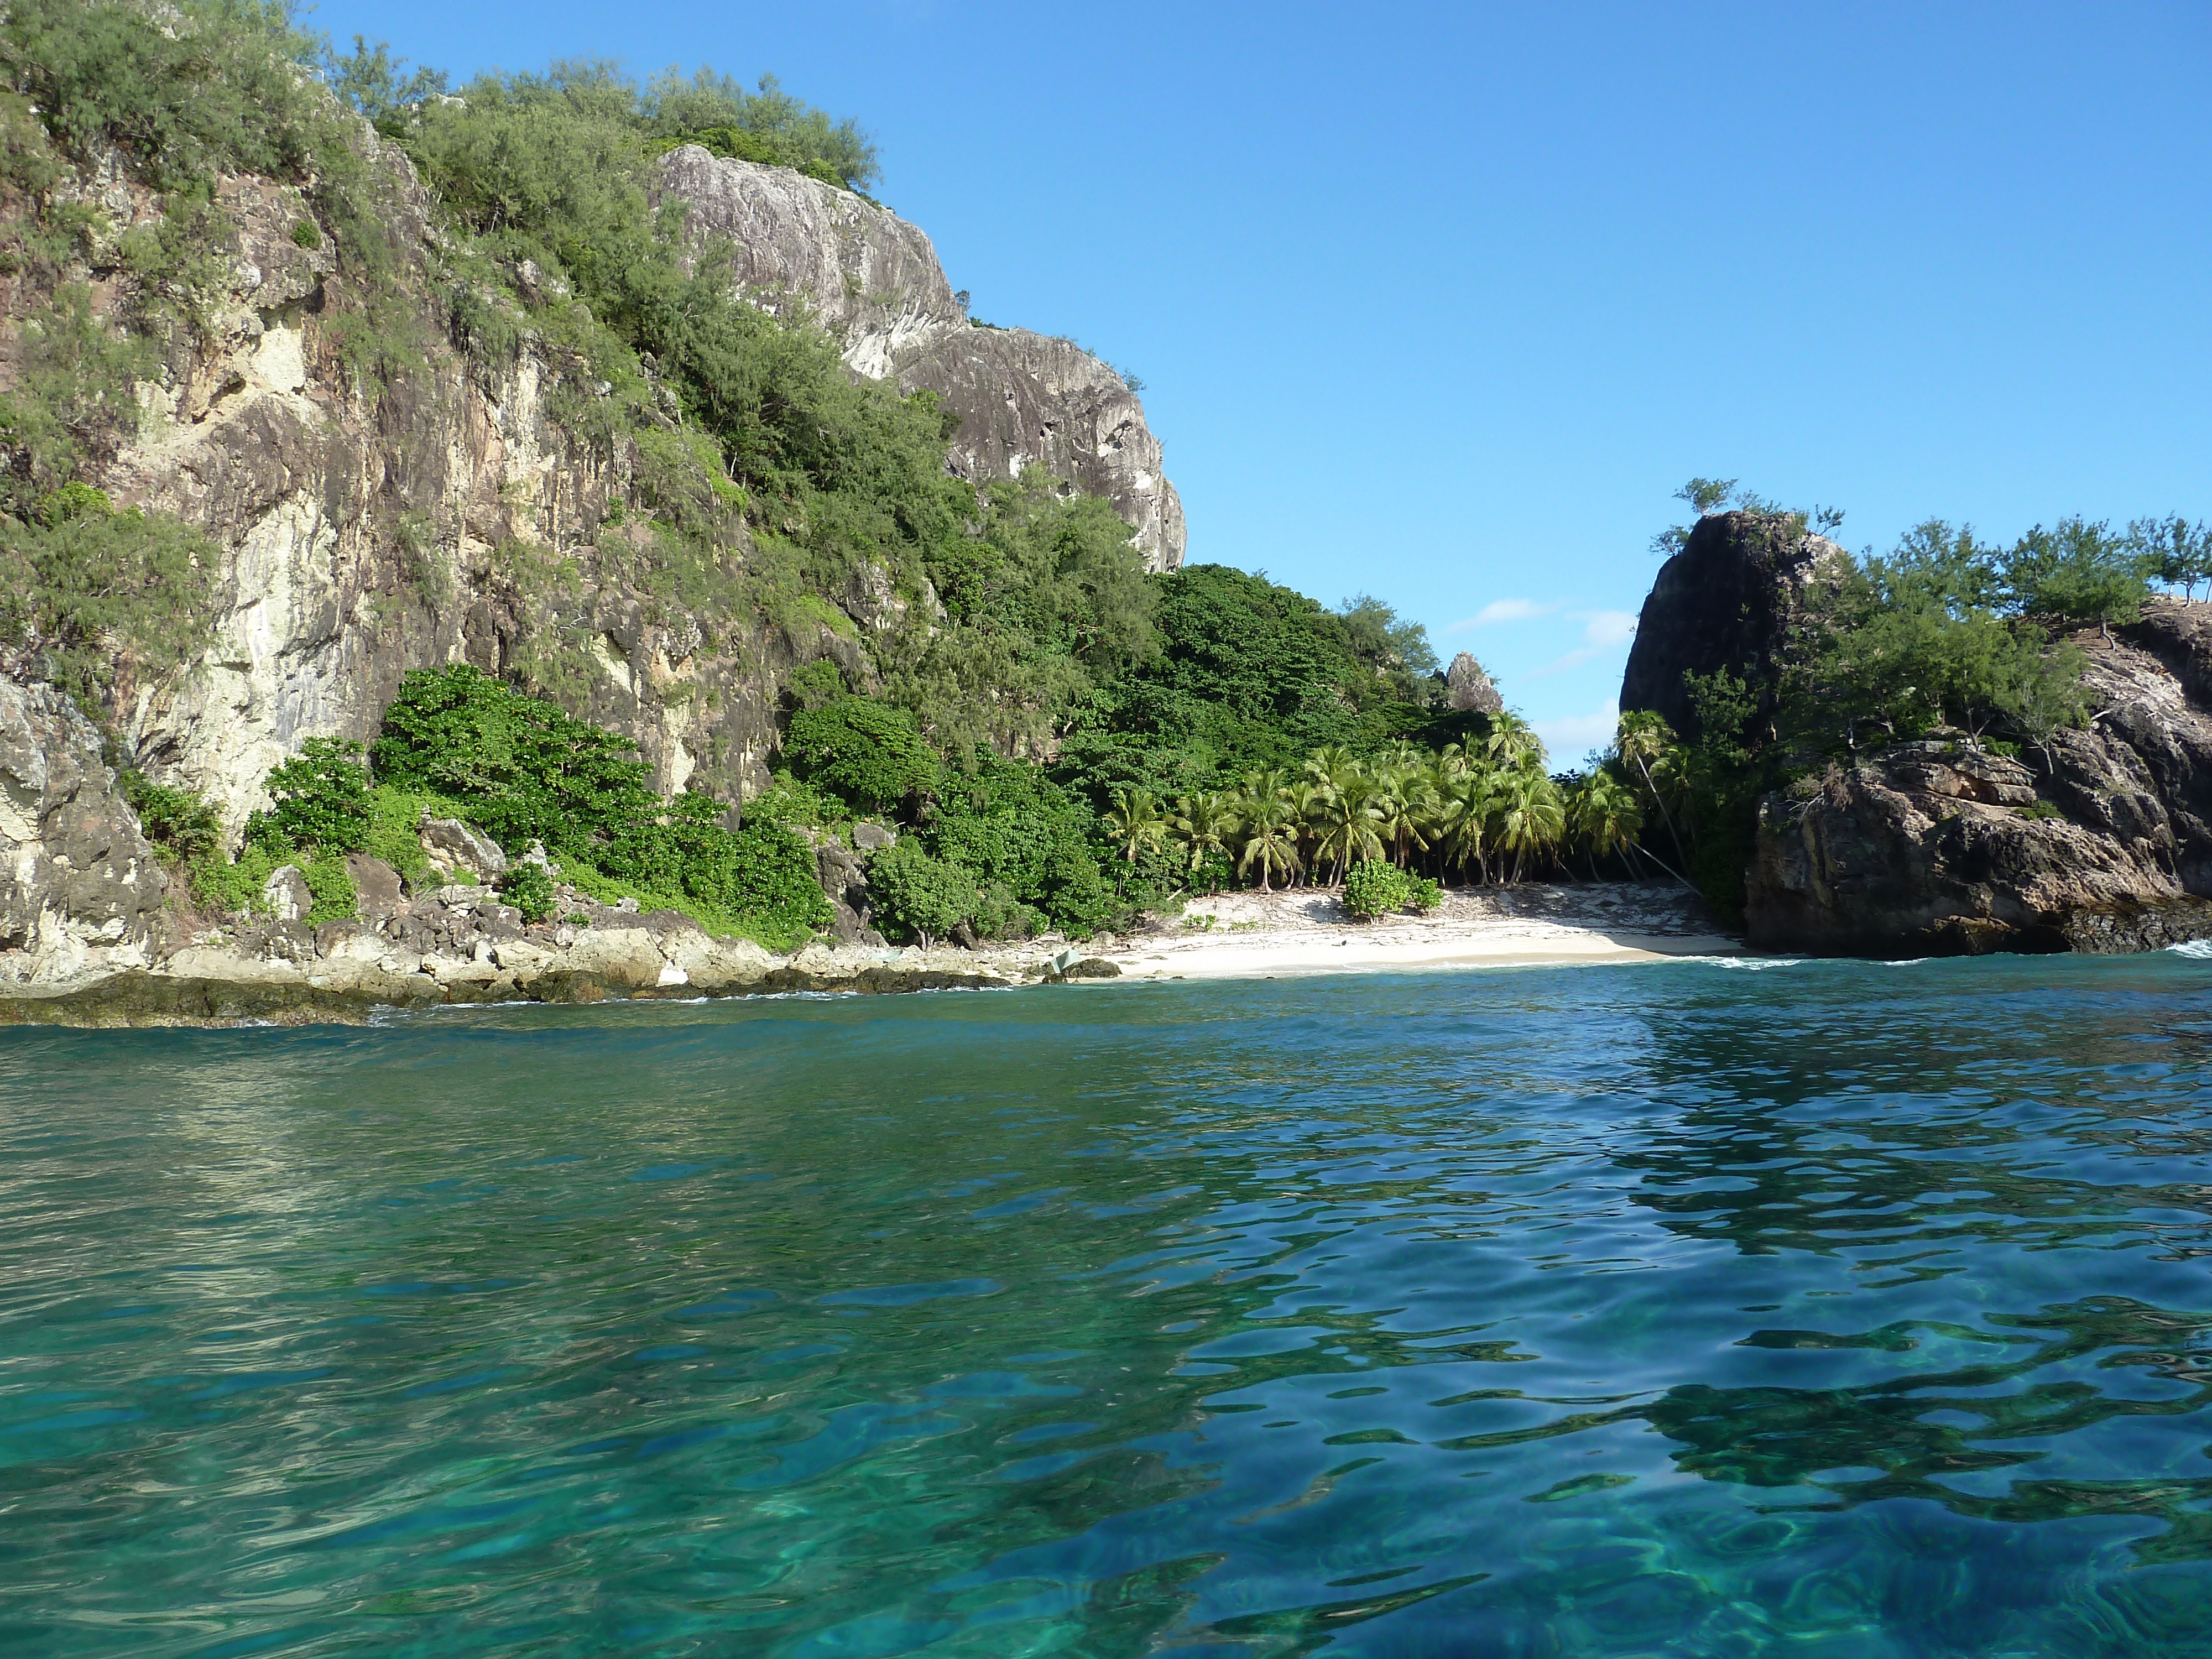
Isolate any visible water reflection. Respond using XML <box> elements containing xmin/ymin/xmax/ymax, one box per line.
<box><xmin>3</xmin><ymin>957</ymin><xmax>2212</xmax><ymax>1654</ymax></box>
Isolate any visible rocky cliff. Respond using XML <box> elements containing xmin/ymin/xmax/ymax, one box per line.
<box><xmin>1624</xmin><ymin>514</ymin><xmax>2212</xmax><ymax>956</ymax></box>
<box><xmin>0</xmin><ymin>100</ymin><xmax>1181</xmax><ymax>993</ymax></box>
<box><xmin>1620</xmin><ymin>510</ymin><xmax>1844</xmax><ymax>742</ymax></box>
<box><xmin>656</xmin><ymin>145</ymin><xmax>1185</xmax><ymax>572</ymax></box>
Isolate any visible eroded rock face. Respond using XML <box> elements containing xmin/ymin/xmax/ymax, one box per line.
<box><xmin>1445</xmin><ymin>653</ymin><xmax>1503</xmax><ymax>714</ymax></box>
<box><xmin>0</xmin><ymin>677</ymin><xmax>168</xmax><ymax>982</ymax></box>
<box><xmin>656</xmin><ymin>145</ymin><xmax>1185</xmax><ymax>571</ymax></box>
<box><xmin>1621</xmin><ymin>511</ymin><xmax>1845</xmax><ymax>741</ymax></box>
<box><xmin>1744</xmin><ymin>609</ymin><xmax>2212</xmax><ymax>956</ymax></box>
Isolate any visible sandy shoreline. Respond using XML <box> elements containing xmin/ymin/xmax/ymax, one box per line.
<box><xmin>1093</xmin><ymin>882</ymin><xmax>1747</xmax><ymax>982</ymax></box>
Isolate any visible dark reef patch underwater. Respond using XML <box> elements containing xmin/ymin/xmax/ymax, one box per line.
<box><xmin>9</xmin><ymin>954</ymin><xmax>2212</xmax><ymax>1656</ymax></box>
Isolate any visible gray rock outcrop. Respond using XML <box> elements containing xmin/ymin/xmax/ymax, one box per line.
<box><xmin>1445</xmin><ymin>653</ymin><xmax>1503</xmax><ymax>714</ymax></box>
<box><xmin>419</xmin><ymin>815</ymin><xmax>508</xmax><ymax>880</ymax></box>
<box><xmin>1628</xmin><ymin>555</ymin><xmax>2212</xmax><ymax>955</ymax></box>
<box><xmin>0</xmin><ymin>677</ymin><xmax>169</xmax><ymax>983</ymax></box>
<box><xmin>1621</xmin><ymin>510</ymin><xmax>1845</xmax><ymax>741</ymax></box>
<box><xmin>656</xmin><ymin>145</ymin><xmax>1185</xmax><ymax>571</ymax></box>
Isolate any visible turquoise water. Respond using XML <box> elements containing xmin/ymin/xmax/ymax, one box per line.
<box><xmin>8</xmin><ymin>958</ymin><xmax>2212</xmax><ymax>1655</ymax></box>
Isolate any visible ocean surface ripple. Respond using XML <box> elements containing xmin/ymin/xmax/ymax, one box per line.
<box><xmin>8</xmin><ymin>954</ymin><xmax>2212</xmax><ymax>1656</ymax></box>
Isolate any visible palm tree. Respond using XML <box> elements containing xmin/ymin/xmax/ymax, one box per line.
<box><xmin>1238</xmin><ymin>767</ymin><xmax>1289</xmax><ymax>804</ymax></box>
<box><xmin>1614</xmin><ymin>709</ymin><xmax>1690</xmax><ymax>870</ymax></box>
<box><xmin>1304</xmin><ymin>745</ymin><xmax>1361</xmax><ymax>791</ymax></box>
<box><xmin>1436</xmin><ymin>768</ymin><xmax>1500</xmax><ymax>885</ymax></box>
<box><xmin>1495</xmin><ymin>768</ymin><xmax>1566</xmax><ymax>883</ymax></box>
<box><xmin>1312</xmin><ymin>773</ymin><xmax>1385</xmax><ymax>885</ymax></box>
<box><xmin>1484</xmin><ymin>710</ymin><xmax>1547</xmax><ymax>773</ymax></box>
<box><xmin>1281</xmin><ymin>779</ymin><xmax>1326</xmax><ymax>885</ymax></box>
<box><xmin>1172</xmin><ymin>792</ymin><xmax>1240</xmax><ymax>878</ymax></box>
<box><xmin>1236</xmin><ymin>795</ymin><xmax>1302</xmax><ymax>892</ymax></box>
<box><xmin>1568</xmin><ymin>771</ymin><xmax>1644</xmax><ymax>881</ymax></box>
<box><xmin>1105</xmin><ymin>786</ymin><xmax>1167</xmax><ymax>864</ymax></box>
<box><xmin>1373</xmin><ymin>769</ymin><xmax>1438</xmax><ymax>868</ymax></box>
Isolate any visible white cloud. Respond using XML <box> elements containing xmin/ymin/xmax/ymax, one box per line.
<box><xmin>1447</xmin><ymin>597</ymin><xmax>1552</xmax><ymax>632</ymax></box>
<box><xmin>1574</xmin><ymin>609</ymin><xmax>1639</xmax><ymax>648</ymax></box>
<box><xmin>1526</xmin><ymin>609</ymin><xmax>1642</xmax><ymax>677</ymax></box>
<box><xmin>1535</xmin><ymin>700</ymin><xmax>1620</xmax><ymax>760</ymax></box>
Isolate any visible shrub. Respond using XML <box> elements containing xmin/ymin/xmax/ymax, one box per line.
<box><xmin>118</xmin><ymin>770</ymin><xmax>221</xmax><ymax>862</ymax></box>
<box><xmin>300</xmin><ymin>857</ymin><xmax>358</xmax><ymax>925</ymax></box>
<box><xmin>0</xmin><ymin>488</ymin><xmax>219</xmax><ymax>708</ymax></box>
<box><xmin>921</xmin><ymin>754</ymin><xmax>1112</xmax><ymax>935</ymax></box>
<box><xmin>187</xmin><ymin>839</ymin><xmax>352</xmax><ymax>925</ymax></box>
<box><xmin>249</xmin><ymin>738</ymin><xmax>372</xmax><ymax>853</ymax></box>
<box><xmin>373</xmin><ymin>663</ymin><xmax>658</xmax><ymax>853</ymax></box>
<box><xmin>601</xmin><ymin>797</ymin><xmax>830</xmax><ymax>938</ymax></box>
<box><xmin>497</xmin><ymin>860</ymin><xmax>557</xmax><ymax>922</ymax></box>
<box><xmin>1342</xmin><ymin>859</ymin><xmax>1415</xmax><ymax>920</ymax></box>
<box><xmin>362</xmin><ymin>784</ymin><xmax>437</xmax><ymax>884</ymax></box>
<box><xmin>743</xmin><ymin>772</ymin><xmax>850</xmax><ymax>831</ymax></box>
<box><xmin>191</xmin><ymin>838</ymin><xmax>288</xmax><ymax>915</ymax></box>
<box><xmin>1408</xmin><ymin>874</ymin><xmax>1441</xmax><ymax>912</ymax></box>
<box><xmin>784</xmin><ymin>694</ymin><xmax>941</xmax><ymax>812</ymax></box>
<box><xmin>865</xmin><ymin>839</ymin><xmax>979</xmax><ymax>946</ymax></box>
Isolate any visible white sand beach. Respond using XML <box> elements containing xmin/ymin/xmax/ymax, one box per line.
<box><xmin>1096</xmin><ymin>881</ymin><xmax>1745</xmax><ymax>980</ymax></box>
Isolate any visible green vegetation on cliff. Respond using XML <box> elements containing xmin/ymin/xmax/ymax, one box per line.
<box><xmin>7</xmin><ymin>4</ymin><xmax>1612</xmax><ymax>955</ymax></box>
<box><xmin>1635</xmin><ymin>484</ymin><xmax>2211</xmax><ymax>922</ymax></box>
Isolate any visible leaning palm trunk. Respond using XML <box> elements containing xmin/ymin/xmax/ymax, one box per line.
<box><xmin>1630</xmin><ymin>838</ymin><xmax>1696</xmax><ymax>889</ymax></box>
<box><xmin>1631</xmin><ymin>754</ymin><xmax>1691</xmax><ymax>873</ymax></box>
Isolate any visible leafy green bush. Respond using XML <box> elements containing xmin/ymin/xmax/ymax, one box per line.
<box><xmin>118</xmin><ymin>771</ymin><xmax>221</xmax><ymax>862</ymax></box>
<box><xmin>300</xmin><ymin>858</ymin><xmax>358</xmax><ymax>925</ymax></box>
<box><xmin>1408</xmin><ymin>874</ymin><xmax>1441</xmax><ymax>912</ymax></box>
<box><xmin>370</xmin><ymin>665</ymin><xmax>829</xmax><ymax>946</ymax></box>
<box><xmin>675</xmin><ymin>819</ymin><xmax>830</xmax><ymax>941</ymax></box>
<box><xmin>497</xmin><ymin>860</ymin><xmax>557</xmax><ymax>923</ymax></box>
<box><xmin>188</xmin><ymin>838</ymin><xmax>353</xmax><ymax>924</ymax></box>
<box><xmin>191</xmin><ymin>838</ymin><xmax>287</xmax><ymax>914</ymax></box>
<box><xmin>373</xmin><ymin>664</ymin><xmax>658</xmax><ymax>852</ymax></box>
<box><xmin>785</xmin><ymin>695</ymin><xmax>941</xmax><ymax>812</ymax></box>
<box><xmin>743</xmin><ymin>773</ymin><xmax>851</xmax><ymax>832</ymax></box>
<box><xmin>865</xmin><ymin>840</ymin><xmax>979</xmax><ymax>946</ymax></box>
<box><xmin>0</xmin><ymin>486</ymin><xmax>218</xmax><ymax>707</ymax></box>
<box><xmin>922</xmin><ymin>755</ymin><xmax>1112</xmax><ymax>935</ymax></box>
<box><xmin>249</xmin><ymin>738</ymin><xmax>372</xmax><ymax>853</ymax></box>
<box><xmin>1342</xmin><ymin>859</ymin><xmax>1415</xmax><ymax>920</ymax></box>
<box><xmin>362</xmin><ymin>785</ymin><xmax>438</xmax><ymax>884</ymax></box>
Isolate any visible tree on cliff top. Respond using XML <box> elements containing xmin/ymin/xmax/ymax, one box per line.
<box><xmin>1999</xmin><ymin>517</ymin><xmax>2153</xmax><ymax>638</ymax></box>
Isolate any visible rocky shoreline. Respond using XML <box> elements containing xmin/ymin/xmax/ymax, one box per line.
<box><xmin>0</xmin><ymin>907</ymin><xmax>1123</xmax><ymax>1030</ymax></box>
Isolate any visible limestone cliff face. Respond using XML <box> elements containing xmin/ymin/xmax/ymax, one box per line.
<box><xmin>28</xmin><ymin>133</ymin><xmax>914</xmax><ymax>825</ymax></box>
<box><xmin>0</xmin><ymin>677</ymin><xmax>168</xmax><ymax>982</ymax></box>
<box><xmin>0</xmin><ymin>123</ymin><xmax>1183</xmax><ymax>983</ymax></box>
<box><xmin>655</xmin><ymin>145</ymin><xmax>1186</xmax><ymax>571</ymax></box>
<box><xmin>0</xmin><ymin>135</ymin><xmax>852</xmax><ymax>977</ymax></box>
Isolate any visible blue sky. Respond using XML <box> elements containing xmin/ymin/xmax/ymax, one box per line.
<box><xmin>304</xmin><ymin>0</ymin><xmax>2211</xmax><ymax>758</ymax></box>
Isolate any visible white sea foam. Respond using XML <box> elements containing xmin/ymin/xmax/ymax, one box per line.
<box><xmin>1677</xmin><ymin>956</ymin><xmax>1804</xmax><ymax>971</ymax></box>
<box><xmin>2165</xmin><ymin>939</ymin><xmax>2212</xmax><ymax>959</ymax></box>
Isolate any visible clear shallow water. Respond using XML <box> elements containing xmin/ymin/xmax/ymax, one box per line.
<box><xmin>7</xmin><ymin>959</ymin><xmax>2212</xmax><ymax>1656</ymax></box>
